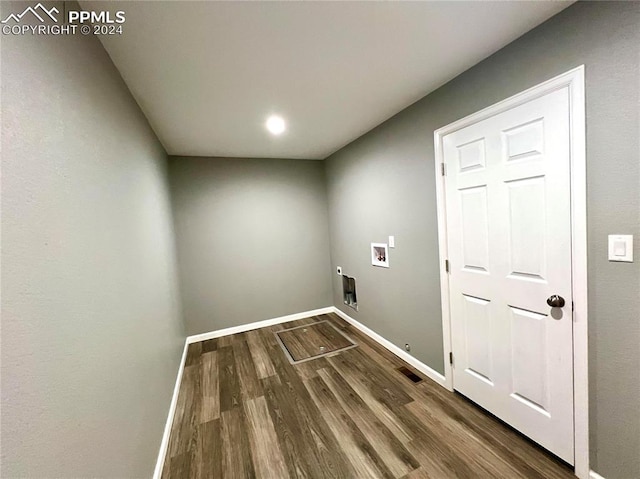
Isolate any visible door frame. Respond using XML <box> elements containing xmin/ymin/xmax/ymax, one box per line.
<box><xmin>433</xmin><ymin>66</ymin><xmax>588</xmax><ymax>478</ymax></box>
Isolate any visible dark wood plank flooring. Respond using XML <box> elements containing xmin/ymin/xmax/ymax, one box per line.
<box><xmin>162</xmin><ymin>313</ymin><xmax>575</xmax><ymax>478</ymax></box>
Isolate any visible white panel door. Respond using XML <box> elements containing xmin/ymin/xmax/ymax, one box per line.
<box><xmin>443</xmin><ymin>87</ymin><xmax>574</xmax><ymax>464</ymax></box>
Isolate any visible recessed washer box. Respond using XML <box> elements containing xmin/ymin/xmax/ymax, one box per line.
<box><xmin>371</xmin><ymin>243</ymin><xmax>389</xmax><ymax>268</ymax></box>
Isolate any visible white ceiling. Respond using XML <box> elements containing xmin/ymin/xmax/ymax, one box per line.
<box><xmin>90</xmin><ymin>1</ymin><xmax>572</xmax><ymax>160</ymax></box>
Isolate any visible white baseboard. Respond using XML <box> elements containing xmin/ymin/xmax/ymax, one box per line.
<box><xmin>186</xmin><ymin>306</ymin><xmax>334</xmax><ymax>344</ymax></box>
<box><xmin>153</xmin><ymin>340</ymin><xmax>189</xmax><ymax>479</ymax></box>
<box><xmin>589</xmin><ymin>471</ymin><xmax>605</xmax><ymax>479</ymax></box>
<box><xmin>330</xmin><ymin>306</ymin><xmax>447</xmax><ymax>388</ymax></box>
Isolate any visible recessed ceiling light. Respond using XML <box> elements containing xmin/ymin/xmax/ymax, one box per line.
<box><xmin>266</xmin><ymin>115</ymin><xmax>286</xmax><ymax>135</ymax></box>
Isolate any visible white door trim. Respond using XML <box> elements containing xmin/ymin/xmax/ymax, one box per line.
<box><xmin>433</xmin><ymin>66</ymin><xmax>588</xmax><ymax>478</ymax></box>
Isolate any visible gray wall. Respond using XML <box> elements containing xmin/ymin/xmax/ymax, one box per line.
<box><xmin>1</xmin><ymin>2</ymin><xmax>184</xmax><ymax>477</ymax></box>
<box><xmin>325</xmin><ymin>2</ymin><xmax>639</xmax><ymax>478</ymax></box>
<box><xmin>169</xmin><ymin>156</ymin><xmax>332</xmax><ymax>335</ymax></box>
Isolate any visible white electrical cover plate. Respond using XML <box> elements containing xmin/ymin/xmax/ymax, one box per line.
<box><xmin>389</xmin><ymin>236</ymin><xmax>395</xmax><ymax>248</ymax></box>
<box><xmin>608</xmin><ymin>235</ymin><xmax>633</xmax><ymax>262</ymax></box>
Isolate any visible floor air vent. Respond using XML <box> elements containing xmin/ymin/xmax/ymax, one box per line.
<box><xmin>397</xmin><ymin>366</ymin><xmax>423</xmax><ymax>383</ymax></box>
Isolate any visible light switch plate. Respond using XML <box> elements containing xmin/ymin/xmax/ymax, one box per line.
<box><xmin>389</xmin><ymin>236</ymin><xmax>395</xmax><ymax>248</ymax></box>
<box><xmin>608</xmin><ymin>235</ymin><xmax>633</xmax><ymax>262</ymax></box>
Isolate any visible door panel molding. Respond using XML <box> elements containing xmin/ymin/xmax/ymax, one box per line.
<box><xmin>433</xmin><ymin>66</ymin><xmax>587</xmax><ymax>478</ymax></box>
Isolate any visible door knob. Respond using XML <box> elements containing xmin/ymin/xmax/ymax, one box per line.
<box><xmin>546</xmin><ymin>295</ymin><xmax>565</xmax><ymax>308</ymax></box>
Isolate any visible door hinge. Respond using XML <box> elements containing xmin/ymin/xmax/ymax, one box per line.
<box><xmin>449</xmin><ymin>352</ymin><xmax>454</xmax><ymax>365</ymax></box>
<box><xmin>445</xmin><ymin>259</ymin><xmax>450</xmax><ymax>273</ymax></box>
<box><xmin>441</xmin><ymin>163</ymin><xmax>446</xmax><ymax>176</ymax></box>
<box><xmin>572</xmin><ymin>301</ymin><xmax>575</xmax><ymax>311</ymax></box>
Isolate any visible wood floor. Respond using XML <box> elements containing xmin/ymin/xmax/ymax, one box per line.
<box><xmin>161</xmin><ymin>313</ymin><xmax>575</xmax><ymax>478</ymax></box>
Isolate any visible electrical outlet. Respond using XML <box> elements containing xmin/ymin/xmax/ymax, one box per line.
<box><xmin>336</xmin><ymin>266</ymin><xmax>342</xmax><ymax>275</ymax></box>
